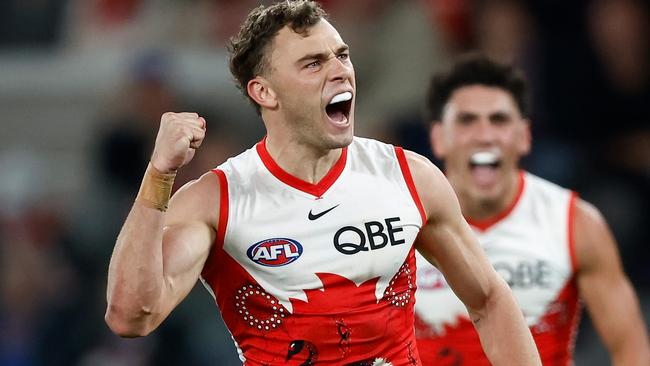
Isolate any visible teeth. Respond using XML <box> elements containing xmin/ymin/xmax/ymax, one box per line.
<box><xmin>470</xmin><ymin>151</ymin><xmax>499</xmax><ymax>165</ymax></box>
<box><xmin>329</xmin><ymin>91</ymin><xmax>352</xmax><ymax>105</ymax></box>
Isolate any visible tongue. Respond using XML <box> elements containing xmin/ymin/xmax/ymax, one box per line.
<box><xmin>328</xmin><ymin>110</ymin><xmax>346</xmax><ymax>123</ymax></box>
<box><xmin>472</xmin><ymin>165</ymin><xmax>498</xmax><ymax>188</ymax></box>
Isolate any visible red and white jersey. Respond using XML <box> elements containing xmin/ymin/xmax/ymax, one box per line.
<box><xmin>414</xmin><ymin>172</ymin><xmax>581</xmax><ymax>365</ymax></box>
<box><xmin>201</xmin><ymin>137</ymin><xmax>426</xmax><ymax>365</ymax></box>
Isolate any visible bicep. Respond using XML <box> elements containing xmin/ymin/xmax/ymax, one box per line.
<box><xmin>406</xmin><ymin>151</ymin><xmax>496</xmax><ymax>311</ymax></box>
<box><xmin>158</xmin><ymin>173</ymin><xmax>219</xmax><ymax>313</ymax></box>
<box><xmin>574</xmin><ymin>199</ymin><xmax>647</xmax><ymax>349</ymax></box>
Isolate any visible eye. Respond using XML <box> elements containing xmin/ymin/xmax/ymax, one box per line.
<box><xmin>337</xmin><ymin>53</ymin><xmax>349</xmax><ymax>61</ymax></box>
<box><xmin>490</xmin><ymin>113</ymin><xmax>511</xmax><ymax>125</ymax></box>
<box><xmin>457</xmin><ymin>113</ymin><xmax>476</xmax><ymax>125</ymax></box>
<box><xmin>306</xmin><ymin>60</ymin><xmax>320</xmax><ymax>69</ymax></box>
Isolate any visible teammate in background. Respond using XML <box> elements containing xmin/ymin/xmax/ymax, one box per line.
<box><xmin>104</xmin><ymin>1</ymin><xmax>540</xmax><ymax>365</ymax></box>
<box><xmin>414</xmin><ymin>54</ymin><xmax>650</xmax><ymax>365</ymax></box>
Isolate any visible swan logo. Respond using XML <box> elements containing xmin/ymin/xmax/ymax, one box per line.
<box><xmin>247</xmin><ymin>238</ymin><xmax>303</xmax><ymax>267</ymax></box>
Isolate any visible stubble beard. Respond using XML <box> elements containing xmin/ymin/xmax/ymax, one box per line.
<box><xmin>288</xmin><ymin>108</ymin><xmax>349</xmax><ymax>151</ymax></box>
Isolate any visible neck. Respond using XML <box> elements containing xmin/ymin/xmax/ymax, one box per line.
<box><xmin>264</xmin><ymin>133</ymin><xmax>343</xmax><ymax>184</ymax></box>
<box><xmin>456</xmin><ymin>170</ymin><xmax>522</xmax><ymax>222</ymax></box>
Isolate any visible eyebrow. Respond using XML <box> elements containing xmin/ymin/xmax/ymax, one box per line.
<box><xmin>457</xmin><ymin>111</ymin><xmax>479</xmax><ymax>119</ymax></box>
<box><xmin>295</xmin><ymin>44</ymin><xmax>349</xmax><ymax>64</ymax></box>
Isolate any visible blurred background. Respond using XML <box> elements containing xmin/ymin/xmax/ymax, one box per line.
<box><xmin>0</xmin><ymin>0</ymin><xmax>648</xmax><ymax>365</ymax></box>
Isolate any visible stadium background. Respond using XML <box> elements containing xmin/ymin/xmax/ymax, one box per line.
<box><xmin>0</xmin><ymin>0</ymin><xmax>648</xmax><ymax>365</ymax></box>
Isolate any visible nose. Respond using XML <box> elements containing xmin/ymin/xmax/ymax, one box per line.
<box><xmin>328</xmin><ymin>57</ymin><xmax>353</xmax><ymax>83</ymax></box>
<box><xmin>474</xmin><ymin>119</ymin><xmax>497</xmax><ymax>144</ymax></box>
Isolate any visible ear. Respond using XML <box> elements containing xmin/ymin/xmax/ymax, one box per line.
<box><xmin>247</xmin><ymin>77</ymin><xmax>278</xmax><ymax>110</ymax></box>
<box><xmin>430</xmin><ymin>122</ymin><xmax>447</xmax><ymax>159</ymax></box>
<box><xmin>517</xmin><ymin>119</ymin><xmax>532</xmax><ymax>155</ymax></box>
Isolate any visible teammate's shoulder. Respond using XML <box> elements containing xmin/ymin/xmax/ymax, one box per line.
<box><xmin>521</xmin><ymin>172</ymin><xmax>577</xmax><ymax>211</ymax></box>
<box><xmin>528</xmin><ymin>174</ymin><xmax>611</xmax><ymax>268</ymax></box>
<box><xmin>524</xmin><ymin>171</ymin><xmax>571</xmax><ymax>194</ymax></box>
<box><xmin>573</xmin><ymin>197</ymin><xmax>607</xmax><ymax>228</ymax></box>
<box><xmin>572</xmin><ymin>197</ymin><xmax>617</xmax><ymax>272</ymax></box>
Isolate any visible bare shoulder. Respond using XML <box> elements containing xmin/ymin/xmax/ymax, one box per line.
<box><xmin>165</xmin><ymin>171</ymin><xmax>221</xmax><ymax>229</ymax></box>
<box><xmin>572</xmin><ymin>197</ymin><xmax>620</xmax><ymax>273</ymax></box>
<box><xmin>574</xmin><ymin>198</ymin><xmax>607</xmax><ymax>226</ymax></box>
<box><xmin>401</xmin><ymin>149</ymin><xmax>459</xmax><ymax>221</ymax></box>
<box><xmin>402</xmin><ymin>149</ymin><xmax>447</xmax><ymax>189</ymax></box>
<box><xmin>402</xmin><ymin>149</ymin><xmax>438</xmax><ymax>176</ymax></box>
<box><xmin>573</xmin><ymin>198</ymin><xmax>611</xmax><ymax>250</ymax></box>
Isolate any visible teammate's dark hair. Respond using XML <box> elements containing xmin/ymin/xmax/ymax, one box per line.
<box><xmin>229</xmin><ymin>0</ymin><xmax>327</xmax><ymax>114</ymax></box>
<box><xmin>427</xmin><ymin>54</ymin><xmax>529</xmax><ymax>122</ymax></box>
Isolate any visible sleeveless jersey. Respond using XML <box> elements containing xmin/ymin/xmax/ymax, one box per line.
<box><xmin>200</xmin><ymin>137</ymin><xmax>426</xmax><ymax>365</ymax></box>
<box><xmin>414</xmin><ymin>172</ymin><xmax>580</xmax><ymax>365</ymax></box>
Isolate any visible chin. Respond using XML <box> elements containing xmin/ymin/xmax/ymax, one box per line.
<box><xmin>470</xmin><ymin>184</ymin><xmax>505</xmax><ymax>206</ymax></box>
<box><xmin>324</xmin><ymin>132</ymin><xmax>353</xmax><ymax>149</ymax></box>
<box><xmin>322</xmin><ymin>122</ymin><xmax>354</xmax><ymax>148</ymax></box>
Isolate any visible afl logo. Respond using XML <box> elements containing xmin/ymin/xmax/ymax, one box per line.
<box><xmin>247</xmin><ymin>238</ymin><xmax>303</xmax><ymax>267</ymax></box>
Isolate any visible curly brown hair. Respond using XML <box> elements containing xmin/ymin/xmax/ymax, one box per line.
<box><xmin>228</xmin><ymin>0</ymin><xmax>327</xmax><ymax>113</ymax></box>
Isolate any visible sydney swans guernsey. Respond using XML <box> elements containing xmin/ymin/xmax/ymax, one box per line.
<box><xmin>415</xmin><ymin>172</ymin><xmax>580</xmax><ymax>365</ymax></box>
<box><xmin>201</xmin><ymin>137</ymin><xmax>426</xmax><ymax>365</ymax></box>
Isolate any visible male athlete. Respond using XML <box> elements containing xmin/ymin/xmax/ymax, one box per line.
<box><xmin>414</xmin><ymin>55</ymin><xmax>650</xmax><ymax>365</ymax></box>
<box><xmin>105</xmin><ymin>2</ymin><xmax>541</xmax><ymax>365</ymax></box>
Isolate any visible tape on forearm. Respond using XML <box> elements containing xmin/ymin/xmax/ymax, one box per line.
<box><xmin>136</xmin><ymin>164</ymin><xmax>176</xmax><ymax>212</ymax></box>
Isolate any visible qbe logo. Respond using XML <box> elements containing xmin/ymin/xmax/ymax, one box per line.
<box><xmin>247</xmin><ymin>238</ymin><xmax>303</xmax><ymax>267</ymax></box>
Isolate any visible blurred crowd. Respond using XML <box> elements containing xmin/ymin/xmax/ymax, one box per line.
<box><xmin>0</xmin><ymin>0</ymin><xmax>647</xmax><ymax>365</ymax></box>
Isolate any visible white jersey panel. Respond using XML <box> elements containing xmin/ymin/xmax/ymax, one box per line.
<box><xmin>219</xmin><ymin>137</ymin><xmax>423</xmax><ymax>313</ymax></box>
<box><xmin>415</xmin><ymin>172</ymin><xmax>574</xmax><ymax>330</ymax></box>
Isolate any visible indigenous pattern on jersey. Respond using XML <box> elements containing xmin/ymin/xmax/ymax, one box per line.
<box><xmin>414</xmin><ymin>172</ymin><xmax>580</xmax><ymax>365</ymax></box>
<box><xmin>201</xmin><ymin>137</ymin><xmax>426</xmax><ymax>365</ymax></box>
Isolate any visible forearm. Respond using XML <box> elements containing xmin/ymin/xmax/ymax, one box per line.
<box><xmin>603</xmin><ymin>285</ymin><xmax>650</xmax><ymax>366</ymax></box>
<box><xmin>609</xmin><ymin>297</ymin><xmax>650</xmax><ymax>366</ymax></box>
<box><xmin>612</xmin><ymin>341</ymin><xmax>650</xmax><ymax>366</ymax></box>
<box><xmin>106</xmin><ymin>203</ymin><xmax>167</xmax><ymax>336</ymax></box>
<box><xmin>105</xmin><ymin>164</ymin><xmax>175</xmax><ymax>336</ymax></box>
<box><xmin>472</xmin><ymin>279</ymin><xmax>541</xmax><ymax>366</ymax></box>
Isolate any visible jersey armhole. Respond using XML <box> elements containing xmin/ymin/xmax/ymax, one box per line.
<box><xmin>394</xmin><ymin>146</ymin><xmax>427</xmax><ymax>226</ymax></box>
<box><xmin>201</xmin><ymin>168</ymin><xmax>230</xmax><ymax>280</ymax></box>
<box><xmin>567</xmin><ymin>191</ymin><xmax>579</xmax><ymax>273</ymax></box>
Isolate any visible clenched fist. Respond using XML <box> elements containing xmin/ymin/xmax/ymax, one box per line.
<box><xmin>150</xmin><ymin>112</ymin><xmax>206</xmax><ymax>173</ymax></box>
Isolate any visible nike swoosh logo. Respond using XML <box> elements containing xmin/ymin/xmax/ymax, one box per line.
<box><xmin>308</xmin><ymin>204</ymin><xmax>339</xmax><ymax>220</ymax></box>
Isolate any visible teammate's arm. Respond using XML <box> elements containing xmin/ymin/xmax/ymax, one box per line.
<box><xmin>406</xmin><ymin>150</ymin><xmax>541</xmax><ymax>366</ymax></box>
<box><xmin>573</xmin><ymin>199</ymin><xmax>650</xmax><ymax>365</ymax></box>
<box><xmin>105</xmin><ymin>112</ymin><xmax>218</xmax><ymax>337</ymax></box>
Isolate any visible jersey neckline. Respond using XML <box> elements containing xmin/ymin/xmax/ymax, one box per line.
<box><xmin>255</xmin><ymin>136</ymin><xmax>348</xmax><ymax>198</ymax></box>
<box><xmin>466</xmin><ymin>170</ymin><xmax>526</xmax><ymax>232</ymax></box>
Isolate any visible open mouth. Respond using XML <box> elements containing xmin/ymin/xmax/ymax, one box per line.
<box><xmin>325</xmin><ymin>91</ymin><xmax>352</xmax><ymax>124</ymax></box>
<box><xmin>468</xmin><ymin>151</ymin><xmax>501</xmax><ymax>187</ymax></box>
<box><xmin>469</xmin><ymin>151</ymin><xmax>501</xmax><ymax>169</ymax></box>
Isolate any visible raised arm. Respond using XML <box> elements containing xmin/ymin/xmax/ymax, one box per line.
<box><xmin>405</xmin><ymin>150</ymin><xmax>540</xmax><ymax>366</ymax></box>
<box><xmin>573</xmin><ymin>199</ymin><xmax>650</xmax><ymax>365</ymax></box>
<box><xmin>105</xmin><ymin>112</ymin><xmax>218</xmax><ymax>337</ymax></box>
